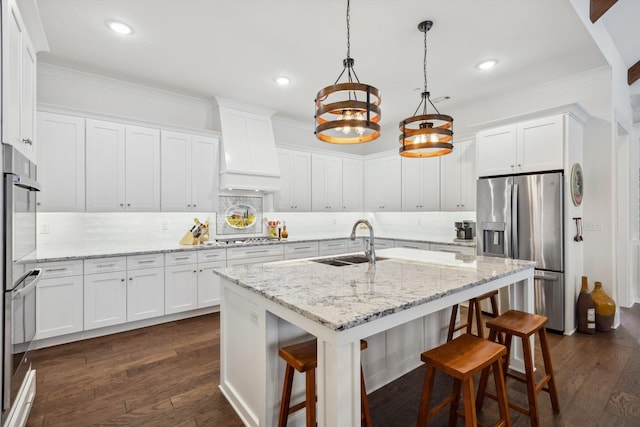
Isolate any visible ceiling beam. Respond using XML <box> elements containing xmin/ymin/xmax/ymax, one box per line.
<box><xmin>590</xmin><ymin>0</ymin><xmax>619</xmax><ymax>22</ymax></box>
<box><xmin>629</xmin><ymin>61</ymin><xmax>640</xmax><ymax>85</ymax></box>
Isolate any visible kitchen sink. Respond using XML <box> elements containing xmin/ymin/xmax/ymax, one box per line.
<box><xmin>311</xmin><ymin>254</ymin><xmax>386</xmax><ymax>266</ymax></box>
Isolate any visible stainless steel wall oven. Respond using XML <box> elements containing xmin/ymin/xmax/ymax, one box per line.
<box><xmin>2</xmin><ymin>144</ymin><xmax>41</xmax><ymax>424</ymax></box>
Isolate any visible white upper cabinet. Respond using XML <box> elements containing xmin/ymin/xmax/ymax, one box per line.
<box><xmin>440</xmin><ymin>138</ymin><xmax>476</xmax><ymax>211</ymax></box>
<box><xmin>2</xmin><ymin>0</ymin><xmax>37</xmax><ymax>161</ymax></box>
<box><xmin>477</xmin><ymin>115</ymin><xmax>563</xmax><ymax>177</ymax></box>
<box><xmin>36</xmin><ymin>112</ymin><xmax>85</xmax><ymax>212</ymax></box>
<box><xmin>275</xmin><ymin>148</ymin><xmax>311</xmax><ymax>211</ymax></box>
<box><xmin>125</xmin><ymin>126</ymin><xmax>161</xmax><ymax>211</ymax></box>
<box><xmin>86</xmin><ymin>120</ymin><xmax>161</xmax><ymax>212</ymax></box>
<box><xmin>85</xmin><ymin>120</ymin><xmax>126</xmax><ymax>211</ymax></box>
<box><xmin>364</xmin><ymin>154</ymin><xmax>401</xmax><ymax>211</ymax></box>
<box><xmin>311</xmin><ymin>153</ymin><xmax>342</xmax><ymax>212</ymax></box>
<box><xmin>401</xmin><ymin>157</ymin><xmax>440</xmax><ymax>211</ymax></box>
<box><xmin>342</xmin><ymin>157</ymin><xmax>364</xmax><ymax>211</ymax></box>
<box><xmin>161</xmin><ymin>131</ymin><xmax>219</xmax><ymax>212</ymax></box>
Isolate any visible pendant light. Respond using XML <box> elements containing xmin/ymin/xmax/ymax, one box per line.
<box><xmin>314</xmin><ymin>0</ymin><xmax>381</xmax><ymax>144</ymax></box>
<box><xmin>399</xmin><ymin>20</ymin><xmax>453</xmax><ymax>158</ymax></box>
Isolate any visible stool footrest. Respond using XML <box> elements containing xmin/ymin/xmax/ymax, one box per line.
<box><xmin>427</xmin><ymin>394</ymin><xmax>457</xmax><ymax>419</ymax></box>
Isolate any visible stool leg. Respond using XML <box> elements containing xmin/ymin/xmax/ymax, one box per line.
<box><xmin>360</xmin><ymin>365</ymin><xmax>372</xmax><ymax>427</ymax></box>
<box><xmin>305</xmin><ymin>368</ymin><xmax>316</xmax><ymax>427</ymax></box>
<box><xmin>466</xmin><ymin>300</ymin><xmax>476</xmax><ymax>335</ymax></box>
<box><xmin>449</xmin><ymin>378</ymin><xmax>462</xmax><ymax>426</ymax></box>
<box><xmin>521</xmin><ymin>336</ymin><xmax>539</xmax><ymax>427</ymax></box>
<box><xmin>461</xmin><ymin>378</ymin><xmax>478</xmax><ymax>427</ymax></box>
<box><xmin>489</xmin><ymin>295</ymin><xmax>503</xmax><ymax>344</ymax></box>
<box><xmin>473</xmin><ymin>299</ymin><xmax>485</xmax><ymax>339</ymax></box>
<box><xmin>502</xmin><ymin>333</ymin><xmax>513</xmax><ymax>375</ymax></box>
<box><xmin>492</xmin><ymin>358</ymin><xmax>512</xmax><ymax>427</ymax></box>
<box><xmin>539</xmin><ymin>328</ymin><xmax>560</xmax><ymax>413</ymax></box>
<box><xmin>278</xmin><ymin>365</ymin><xmax>295</xmax><ymax>427</ymax></box>
<box><xmin>475</xmin><ymin>329</ymin><xmax>498</xmax><ymax>411</ymax></box>
<box><xmin>416</xmin><ymin>365</ymin><xmax>437</xmax><ymax>426</ymax></box>
<box><xmin>448</xmin><ymin>305</ymin><xmax>460</xmax><ymax>341</ymax></box>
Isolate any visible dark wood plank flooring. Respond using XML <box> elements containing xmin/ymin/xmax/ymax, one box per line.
<box><xmin>26</xmin><ymin>305</ymin><xmax>640</xmax><ymax>426</ymax></box>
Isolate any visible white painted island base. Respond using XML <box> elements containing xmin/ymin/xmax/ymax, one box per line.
<box><xmin>216</xmin><ymin>250</ymin><xmax>535</xmax><ymax>427</ymax></box>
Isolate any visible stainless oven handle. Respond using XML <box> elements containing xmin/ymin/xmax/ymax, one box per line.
<box><xmin>13</xmin><ymin>268</ymin><xmax>43</xmax><ymax>299</ymax></box>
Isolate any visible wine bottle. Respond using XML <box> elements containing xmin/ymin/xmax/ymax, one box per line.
<box><xmin>577</xmin><ymin>276</ymin><xmax>596</xmax><ymax>334</ymax></box>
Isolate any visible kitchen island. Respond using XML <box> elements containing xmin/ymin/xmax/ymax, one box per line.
<box><xmin>214</xmin><ymin>248</ymin><xmax>535</xmax><ymax>427</ymax></box>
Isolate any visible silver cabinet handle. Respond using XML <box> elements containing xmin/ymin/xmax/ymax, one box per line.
<box><xmin>97</xmin><ymin>263</ymin><xmax>116</xmax><ymax>268</ymax></box>
<box><xmin>204</xmin><ymin>254</ymin><xmax>221</xmax><ymax>258</ymax></box>
<box><xmin>245</xmin><ymin>249</ymin><xmax>268</xmax><ymax>254</ymax></box>
<box><xmin>193</xmin><ymin>204</ymin><xmax>197</xmax><ymax>207</ymax></box>
<box><xmin>120</xmin><ymin>278</ymin><xmax>125</xmax><ymax>282</ymax></box>
<box><xmin>137</xmin><ymin>260</ymin><xmax>156</xmax><ymax>264</ymax></box>
<box><xmin>294</xmin><ymin>246</ymin><xmax>312</xmax><ymax>250</ymax></box>
<box><xmin>129</xmin><ymin>277</ymin><xmax>133</xmax><ymax>281</ymax></box>
<box><xmin>22</xmin><ymin>138</ymin><xmax>33</xmax><ymax>145</ymax></box>
<box><xmin>45</xmin><ymin>267</ymin><xmax>67</xmax><ymax>272</ymax></box>
<box><xmin>174</xmin><ymin>256</ymin><xmax>190</xmax><ymax>261</ymax></box>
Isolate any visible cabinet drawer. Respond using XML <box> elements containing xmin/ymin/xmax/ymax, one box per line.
<box><xmin>37</xmin><ymin>260</ymin><xmax>84</xmax><ymax>278</ymax></box>
<box><xmin>127</xmin><ymin>253</ymin><xmax>165</xmax><ymax>270</ymax></box>
<box><xmin>373</xmin><ymin>238</ymin><xmax>395</xmax><ymax>249</ymax></box>
<box><xmin>348</xmin><ymin>238</ymin><xmax>365</xmax><ymax>251</ymax></box>
<box><xmin>197</xmin><ymin>249</ymin><xmax>227</xmax><ymax>264</ymax></box>
<box><xmin>284</xmin><ymin>242</ymin><xmax>319</xmax><ymax>256</ymax></box>
<box><xmin>165</xmin><ymin>251</ymin><xmax>198</xmax><ymax>266</ymax></box>
<box><xmin>318</xmin><ymin>239</ymin><xmax>349</xmax><ymax>256</ymax></box>
<box><xmin>227</xmin><ymin>244</ymin><xmax>284</xmax><ymax>260</ymax></box>
<box><xmin>84</xmin><ymin>257</ymin><xmax>127</xmax><ymax>274</ymax></box>
<box><xmin>394</xmin><ymin>240</ymin><xmax>430</xmax><ymax>250</ymax></box>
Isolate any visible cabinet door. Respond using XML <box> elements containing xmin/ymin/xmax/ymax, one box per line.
<box><xmin>198</xmin><ymin>262</ymin><xmax>223</xmax><ymax>308</ymax></box>
<box><xmin>84</xmin><ymin>271</ymin><xmax>127</xmax><ymax>330</ymax></box>
<box><xmin>402</xmin><ymin>158</ymin><xmax>422</xmax><ymax>211</ymax></box>
<box><xmin>127</xmin><ymin>267</ymin><xmax>164</xmax><ymax>321</ymax></box>
<box><xmin>161</xmin><ymin>131</ymin><xmax>191</xmax><ymax>211</ymax></box>
<box><xmin>125</xmin><ymin>126</ymin><xmax>160</xmax><ymax>211</ymax></box>
<box><xmin>419</xmin><ymin>160</ymin><xmax>440</xmax><ymax>211</ymax></box>
<box><xmin>379</xmin><ymin>155</ymin><xmax>402</xmax><ymax>211</ymax></box>
<box><xmin>441</xmin><ymin>138</ymin><xmax>476</xmax><ymax>211</ymax></box>
<box><xmin>459</xmin><ymin>139</ymin><xmax>477</xmax><ymax>210</ymax></box>
<box><xmin>275</xmin><ymin>149</ymin><xmax>294</xmax><ymax>211</ymax></box>
<box><xmin>342</xmin><ymin>158</ymin><xmax>363</xmax><ymax>211</ymax></box>
<box><xmin>364</xmin><ymin>158</ymin><xmax>382</xmax><ymax>211</ymax></box>
<box><xmin>190</xmin><ymin>135</ymin><xmax>219</xmax><ymax>211</ymax></box>
<box><xmin>517</xmin><ymin>116</ymin><xmax>563</xmax><ymax>173</ymax></box>
<box><xmin>20</xmin><ymin>34</ymin><xmax>36</xmax><ymax>160</ymax></box>
<box><xmin>276</xmin><ymin>149</ymin><xmax>311</xmax><ymax>212</ymax></box>
<box><xmin>36</xmin><ymin>113</ymin><xmax>85</xmax><ymax>212</ymax></box>
<box><xmin>312</xmin><ymin>154</ymin><xmax>342</xmax><ymax>211</ymax></box>
<box><xmin>477</xmin><ymin>124</ymin><xmax>517</xmax><ymax>177</ymax></box>
<box><xmin>165</xmin><ymin>264</ymin><xmax>198</xmax><ymax>314</ymax></box>
<box><xmin>2</xmin><ymin>0</ymin><xmax>24</xmax><ymax>149</ymax></box>
<box><xmin>86</xmin><ymin>120</ymin><xmax>126</xmax><ymax>211</ymax></box>
<box><xmin>36</xmin><ymin>276</ymin><xmax>84</xmax><ymax>340</ymax></box>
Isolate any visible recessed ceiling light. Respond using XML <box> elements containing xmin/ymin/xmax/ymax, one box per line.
<box><xmin>106</xmin><ymin>20</ymin><xmax>134</xmax><ymax>35</ymax></box>
<box><xmin>476</xmin><ymin>60</ymin><xmax>498</xmax><ymax>70</ymax></box>
<box><xmin>275</xmin><ymin>77</ymin><xmax>290</xmax><ymax>86</ymax></box>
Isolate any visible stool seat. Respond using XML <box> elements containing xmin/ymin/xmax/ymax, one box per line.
<box><xmin>278</xmin><ymin>339</ymin><xmax>371</xmax><ymax>427</ymax></box>
<box><xmin>417</xmin><ymin>334</ymin><xmax>511</xmax><ymax>427</ymax></box>
<box><xmin>484</xmin><ymin>310</ymin><xmax>547</xmax><ymax>337</ymax></box>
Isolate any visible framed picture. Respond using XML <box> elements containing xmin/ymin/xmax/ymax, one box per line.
<box><xmin>570</xmin><ymin>163</ymin><xmax>583</xmax><ymax>206</ymax></box>
<box><xmin>216</xmin><ymin>196</ymin><xmax>263</xmax><ymax>236</ymax></box>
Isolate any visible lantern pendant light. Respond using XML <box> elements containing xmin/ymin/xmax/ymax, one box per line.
<box><xmin>314</xmin><ymin>0</ymin><xmax>381</xmax><ymax>144</ymax></box>
<box><xmin>399</xmin><ymin>20</ymin><xmax>453</xmax><ymax>158</ymax></box>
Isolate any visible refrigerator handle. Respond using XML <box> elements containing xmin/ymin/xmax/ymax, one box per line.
<box><xmin>505</xmin><ymin>183</ymin><xmax>512</xmax><ymax>258</ymax></box>
<box><xmin>512</xmin><ymin>183</ymin><xmax>519</xmax><ymax>259</ymax></box>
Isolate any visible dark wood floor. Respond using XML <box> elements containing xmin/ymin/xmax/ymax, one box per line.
<box><xmin>27</xmin><ymin>305</ymin><xmax>640</xmax><ymax>426</ymax></box>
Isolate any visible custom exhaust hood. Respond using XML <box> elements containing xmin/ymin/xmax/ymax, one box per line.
<box><xmin>213</xmin><ymin>97</ymin><xmax>281</xmax><ymax>192</ymax></box>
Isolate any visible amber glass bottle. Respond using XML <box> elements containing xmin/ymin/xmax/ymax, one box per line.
<box><xmin>577</xmin><ymin>276</ymin><xmax>596</xmax><ymax>334</ymax></box>
<box><xmin>591</xmin><ymin>281</ymin><xmax>615</xmax><ymax>332</ymax></box>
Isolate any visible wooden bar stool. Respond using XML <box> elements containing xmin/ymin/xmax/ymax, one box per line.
<box><xmin>278</xmin><ymin>338</ymin><xmax>372</xmax><ymax>427</ymax></box>
<box><xmin>416</xmin><ymin>334</ymin><xmax>511</xmax><ymax>427</ymax></box>
<box><xmin>447</xmin><ymin>290</ymin><xmax>502</xmax><ymax>342</ymax></box>
<box><xmin>476</xmin><ymin>310</ymin><xmax>560</xmax><ymax>427</ymax></box>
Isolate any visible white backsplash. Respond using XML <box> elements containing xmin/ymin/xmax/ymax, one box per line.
<box><xmin>37</xmin><ymin>210</ymin><xmax>477</xmax><ymax>253</ymax></box>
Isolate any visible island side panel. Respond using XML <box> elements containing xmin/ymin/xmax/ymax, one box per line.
<box><xmin>508</xmin><ymin>275</ymin><xmax>536</xmax><ymax>373</ymax></box>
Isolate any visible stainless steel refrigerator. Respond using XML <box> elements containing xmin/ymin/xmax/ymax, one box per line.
<box><xmin>477</xmin><ymin>172</ymin><xmax>564</xmax><ymax>332</ymax></box>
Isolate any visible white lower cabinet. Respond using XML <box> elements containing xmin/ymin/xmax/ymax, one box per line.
<box><xmin>197</xmin><ymin>262</ymin><xmax>223</xmax><ymax>308</ymax></box>
<box><xmin>394</xmin><ymin>240</ymin><xmax>430</xmax><ymax>250</ymax></box>
<box><xmin>283</xmin><ymin>241</ymin><xmax>319</xmax><ymax>260</ymax></box>
<box><xmin>84</xmin><ymin>271</ymin><xmax>127</xmax><ymax>330</ymax></box>
<box><xmin>127</xmin><ymin>266</ymin><xmax>165</xmax><ymax>322</ymax></box>
<box><xmin>165</xmin><ymin>264</ymin><xmax>198</xmax><ymax>314</ymax></box>
<box><xmin>318</xmin><ymin>239</ymin><xmax>349</xmax><ymax>256</ymax></box>
<box><xmin>36</xmin><ymin>261</ymin><xmax>84</xmax><ymax>340</ymax></box>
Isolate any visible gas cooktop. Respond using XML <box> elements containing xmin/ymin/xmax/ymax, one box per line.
<box><xmin>205</xmin><ymin>237</ymin><xmax>276</xmax><ymax>247</ymax></box>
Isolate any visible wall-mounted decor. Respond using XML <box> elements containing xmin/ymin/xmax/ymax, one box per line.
<box><xmin>217</xmin><ymin>196</ymin><xmax>263</xmax><ymax>236</ymax></box>
<box><xmin>570</xmin><ymin>163</ymin><xmax>583</xmax><ymax>206</ymax></box>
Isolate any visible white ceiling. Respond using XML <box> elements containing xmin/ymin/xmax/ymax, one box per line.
<box><xmin>36</xmin><ymin>0</ymin><xmax>610</xmax><ymax>131</ymax></box>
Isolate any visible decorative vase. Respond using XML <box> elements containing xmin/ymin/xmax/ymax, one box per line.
<box><xmin>577</xmin><ymin>276</ymin><xmax>596</xmax><ymax>334</ymax></box>
<box><xmin>591</xmin><ymin>281</ymin><xmax>615</xmax><ymax>332</ymax></box>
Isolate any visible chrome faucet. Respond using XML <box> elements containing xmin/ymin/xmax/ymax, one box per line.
<box><xmin>350</xmin><ymin>219</ymin><xmax>376</xmax><ymax>264</ymax></box>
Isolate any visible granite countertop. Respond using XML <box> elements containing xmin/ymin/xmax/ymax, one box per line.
<box><xmin>213</xmin><ymin>248</ymin><xmax>534</xmax><ymax>331</ymax></box>
<box><xmin>33</xmin><ymin>236</ymin><xmax>475</xmax><ymax>263</ymax></box>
